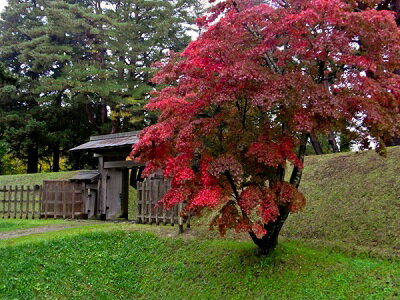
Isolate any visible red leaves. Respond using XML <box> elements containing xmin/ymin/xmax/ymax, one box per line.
<box><xmin>131</xmin><ymin>0</ymin><xmax>400</xmax><ymax>239</ymax></box>
<box><xmin>247</xmin><ymin>135</ymin><xmax>303</xmax><ymax>168</ymax></box>
<box><xmin>275</xmin><ymin>182</ymin><xmax>306</xmax><ymax>212</ymax></box>
<box><xmin>160</xmin><ymin>187</ymin><xmax>191</xmax><ymax>210</ymax></box>
<box><xmin>191</xmin><ymin>187</ymin><xmax>222</xmax><ymax>208</ymax></box>
<box><xmin>164</xmin><ymin>154</ymin><xmax>195</xmax><ymax>185</ymax></box>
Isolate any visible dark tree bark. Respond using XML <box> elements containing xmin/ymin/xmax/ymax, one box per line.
<box><xmin>52</xmin><ymin>141</ymin><xmax>60</xmax><ymax>172</ymax></box>
<box><xmin>248</xmin><ymin>134</ymin><xmax>308</xmax><ymax>255</ymax></box>
<box><xmin>111</xmin><ymin>118</ymin><xmax>120</xmax><ymax>134</ymax></box>
<box><xmin>249</xmin><ymin>206</ymin><xmax>290</xmax><ymax>255</ymax></box>
<box><xmin>310</xmin><ymin>133</ymin><xmax>324</xmax><ymax>155</ymax></box>
<box><xmin>386</xmin><ymin>137</ymin><xmax>400</xmax><ymax>146</ymax></box>
<box><xmin>328</xmin><ymin>131</ymin><xmax>340</xmax><ymax>153</ymax></box>
<box><xmin>27</xmin><ymin>144</ymin><xmax>38</xmax><ymax>173</ymax></box>
<box><xmin>101</xmin><ymin>103</ymin><xmax>108</xmax><ymax>124</ymax></box>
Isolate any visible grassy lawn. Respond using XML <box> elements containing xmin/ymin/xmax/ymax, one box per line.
<box><xmin>0</xmin><ymin>219</ymin><xmax>72</xmax><ymax>233</ymax></box>
<box><xmin>0</xmin><ymin>225</ymin><xmax>398</xmax><ymax>299</ymax></box>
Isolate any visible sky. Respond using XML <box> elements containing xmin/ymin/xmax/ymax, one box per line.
<box><xmin>0</xmin><ymin>0</ymin><xmax>5</xmax><ymax>13</ymax></box>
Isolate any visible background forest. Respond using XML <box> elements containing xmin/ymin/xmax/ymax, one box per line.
<box><xmin>0</xmin><ymin>0</ymin><xmax>202</xmax><ymax>174</ymax></box>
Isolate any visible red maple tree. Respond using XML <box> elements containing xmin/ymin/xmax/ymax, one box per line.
<box><xmin>131</xmin><ymin>0</ymin><xmax>400</xmax><ymax>254</ymax></box>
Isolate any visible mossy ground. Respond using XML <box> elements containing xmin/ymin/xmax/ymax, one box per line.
<box><xmin>0</xmin><ymin>224</ymin><xmax>398</xmax><ymax>300</ymax></box>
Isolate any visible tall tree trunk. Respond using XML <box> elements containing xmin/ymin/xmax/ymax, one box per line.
<box><xmin>310</xmin><ymin>133</ymin><xmax>324</xmax><ymax>155</ymax></box>
<box><xmin>101</xmin><ymin>103</ymin><xmax>107</xmax><ymax>124</ymax></box>
<box><xmin>328</xmin><ymin>131</ymin><xmax>340</xmax><ymax>153</ymax></box>
<box><xmin>27</xmin><ymin>144</ymin><xmax>38</xmax><ymax>173</ymax></box>
<box><xmin>52</xmin><ymin>141</ymin><xmax>60</xmax><ymax>172</ymax></box>
<box><xmin>111</xmin><ymin>117</ymin><xmax>120</xmax><ymax>134</ymax></box>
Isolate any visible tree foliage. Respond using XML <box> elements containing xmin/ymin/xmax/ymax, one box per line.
<box><xmin>132</xmin><ymin>0</ymin><xmax>400</xmax><ymax>254</ymax></box>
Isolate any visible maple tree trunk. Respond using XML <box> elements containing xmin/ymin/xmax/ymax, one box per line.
<box><xmin>385</xmin><ymin>136</ymin><xmax>400</xmax><ymax>146</ymax></box>
<box><xmin>249</xmin><ymin>207</ymin><xmax>290</xmax><ymax>255</ymax></box>
<box><xmin>328</xmin><ymin>131</ymin><xmax>340</xmax><ymax>153</ymax></box>
<box><xmin>249</xmin><ymin>134</ymin><xmax>307</xmax><ymax>255</ymax></box>
<box><xmin>309</xmin><ymin>133</ymin><xmax>324</xmax><ymax>155</ymax></box>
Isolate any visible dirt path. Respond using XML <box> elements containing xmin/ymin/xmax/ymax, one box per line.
<box><xmin>0</xmin><ymin>224</ymin><xmax>88</xmax><ymax>240</ymax></box>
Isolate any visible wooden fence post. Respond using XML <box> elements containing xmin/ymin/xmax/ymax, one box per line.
<box><xmin>178</xmin><ymin>202</ymin><xmax>184</xmax><ymax>234</ymax></box>
<box><xmin>1</xmin><ymin>186</ymin><xmax>5</xmax><ymax>219</ymax></box>
<box><xmin>19</xmin><ymin>186</ymin><xmax>23</xmax><ymax>219</ymax></box>
<box><xmin>38</xmin><ymin>185</ymin><xmax>42</xmax><ymax>219</ymax></box>
<box><xmin>13</xmin><ymin>186</ymin><xmax>18</xmax><ymax>219</ymax></box>
<box><xmin>26</xmin><ymin>186</ymin><xmax>30</xmax><ymax>219</ymax></box>
<box><xmin>62</xmin><ymin>182</ymin><xmax>66</xmax><ymax>219</ymax></box>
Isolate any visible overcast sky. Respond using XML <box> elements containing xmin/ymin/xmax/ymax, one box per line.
<box><xmin>0</xmin><ymin>0</ymin><xmax>6</xmax><ymax>13</ymax></box>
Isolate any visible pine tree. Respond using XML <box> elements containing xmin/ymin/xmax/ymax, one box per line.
<box><xmin>0</xmin><ymin>0</ymin><xmax>201</xmax><ymax>172</ymax></box>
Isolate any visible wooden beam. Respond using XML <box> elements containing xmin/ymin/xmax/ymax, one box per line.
<box><xmin>93</xmin><ymin>151</ymin><xmax>130</xmax><ymax>158</ymax></box>
<box><xmin>103</xmin><ymin>160</ymin><xmax>144</xmax><ymax>169</ymax></box>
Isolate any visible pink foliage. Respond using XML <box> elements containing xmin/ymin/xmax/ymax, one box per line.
<box><xmin>132</xmin><ymin>0</ymin><xmax>400</xmax><ymax>239</ymax></box>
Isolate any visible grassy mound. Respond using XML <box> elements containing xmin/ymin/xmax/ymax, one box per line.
<box><xmin>0</xmin><ymin>228</ymin><xmax>398</xmax><ymax>299</ymax></box>
<box><xmin>283</xmin><ymin>147</ymin><xmax>400</xmax><ymax>254</ymax></box>
<box><xmin>0</xmin><ymin>171</ymin><xmax>79</xmax><ymax>187</ymax></box>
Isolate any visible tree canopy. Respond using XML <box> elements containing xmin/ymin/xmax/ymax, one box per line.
<box><xmin>132</xmin><ymin>0</ymin><xmax>400</xmax><ymax>254</ymax></box>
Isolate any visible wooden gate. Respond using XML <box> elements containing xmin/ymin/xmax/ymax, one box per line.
<box><xmin>136</xmin><ymin>176</ymin><xmax>185</xmax><ymax>228</ymax></box>
<box><xmin>41</xmin><ymin>180</ymin><xmax>85</xmax><ymax>218</ymax></box>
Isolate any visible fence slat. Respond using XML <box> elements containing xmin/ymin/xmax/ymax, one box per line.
<box><xmin>13</xmin><ymin>186</ymin><xmax>17</xmax><ymax>219</ymax></box>
<box><xmin>7</xmin><ymin>185</ymin><xmax>11</xmax><ymax>219</ymax></box>
<box><xmin>1</xmin><ymin>185</ymin><xmax>5</xmax><ymax>218</ymax></box>
<box><xmin>62</xmin><ymin>182</ymin><xmax>66</xmax><ymax>219</ymax></box>
<box><xmin>26</xmin><ymin>186</ymin><xmax>30</xmax><ymax>219</ymax></box>
<box><xmin>44</xmin><ymin>183</ymin><xmax>48</xmax><ymax>219</ymax></box>
<box><xmin>136</xmin><ymin>182</ymin><xmax>142</xmax><ymax>223</ymax></box>
<box><xmin>19</xmin><ymin>186</ymin><xmax>22</xmax><ymax>219</ymax></box>
<box><xmin>71</xmin><ymin>184</ymin><xmax>75</xmax><ymax>219</ymax></box>
<box><xmin>38</xmin><ymin>186</ymin><xmax>42</xmax><ymax>219</ymax></box>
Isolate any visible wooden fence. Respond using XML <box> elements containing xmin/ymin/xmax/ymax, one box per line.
<box><xmin>0</xmin><ymin>181</ymin><xmax>86</xmax><ymax>219</ymax></box>
<box><xmin>136</xmin><ymin>176</ymin><xmax>187</xmax><ymax>230</ymax></box>
<box><xmin>0</xmin><ymin>185</ymin><xmax>42</xmax><ymax>219</ymax></box>
<box><xmin>41</xmin><ymin>181</ymin><xmax>85</xmax><ymax>219</ymax></box>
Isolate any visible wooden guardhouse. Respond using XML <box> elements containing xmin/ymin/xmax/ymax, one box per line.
<box><xmin>70</xmin><ymin>131</ymin><xmax>143</xmax><ymax>220</ymax></box>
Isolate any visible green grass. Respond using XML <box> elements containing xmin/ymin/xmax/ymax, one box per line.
<box><xmin>0</xmin><ymin>226</ymin><xmax>398</xmax><ymax>299</ymax></box>
<box><xmin>283</xmin><ymin>146</ymin><xmax>400</xmax><ymax>255</ymax></box>
<box><xmin>0</xmin><ymin>171</ymin><xmax>79</xmax><ymax>187</ymax></box>
<box><xmin>0</xmin><ymin>219</ymin><xmax>71</xmax><ymax>233</ymax></box>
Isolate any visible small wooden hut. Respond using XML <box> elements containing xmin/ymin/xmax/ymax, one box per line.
<box><xmin>70</xmin><ymin>131</ymin><xmax>143</xmax><ymax>220</ymax></box>
<box><xmin>70</xmin><ymin>131</ymin><xmax>188</xmax><ymax>230</ymax></box>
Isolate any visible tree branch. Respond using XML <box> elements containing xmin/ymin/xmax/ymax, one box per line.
<box><xmin>289</xmin><ymin>133</ymin><xmax>308</xmax><ymax>188</ymax></box>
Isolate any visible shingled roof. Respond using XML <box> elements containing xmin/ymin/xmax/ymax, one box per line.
<box><xmin>70</xmin><ymin>131</ymin><xmax>140</xmax><ymax>152</ymax></box>
<box><xmin>69</xmin><ymin>170</ymin><xmax>100</xmax><ymax>183</ymax></box>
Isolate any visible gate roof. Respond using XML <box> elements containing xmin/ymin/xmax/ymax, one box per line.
<box><xmin>69</xmin><ymin>170</ymin><xmax>100</xmax><ymax>183</ymax></box>
<box><xmin>70</xmin><ymin>131</ymin><xmax>140</xmax><ymax>152</ymax></box>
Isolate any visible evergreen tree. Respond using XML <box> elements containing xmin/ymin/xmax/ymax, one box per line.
<box><xmin>0</xmin><ymin>0</ymin><xmax>201</xmax><ymax>172</ymax></box>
